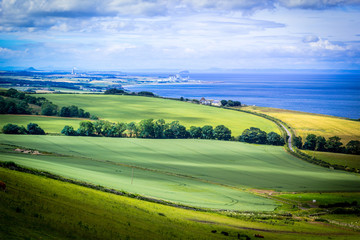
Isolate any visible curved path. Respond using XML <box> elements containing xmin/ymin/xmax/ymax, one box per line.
<box><xmin>278</xmin><ymin>122</ymin><xmax>294</xmax><ymax>152</ymax></box>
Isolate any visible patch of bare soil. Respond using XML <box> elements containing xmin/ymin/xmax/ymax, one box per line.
<box><xmin>14</xmin><ymin>148</ymin><xmax>42</xmax><ymax>155</ymax></box>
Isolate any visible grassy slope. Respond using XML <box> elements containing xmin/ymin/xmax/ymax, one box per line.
<box><xmin>2</xmin><ymin>167</ymin><xmax>357</xmax><ymax>240</ymax></box>
<box><xmin>41</xmin><ymin>94</ymin><xmax>281</xmax><ymax>136</ymax></box>
<box><xmin>302</xmin><ymin>150</ymin><xmax>360</xmax><ymax>169</ymax></box>
<box><xmin>1</xmin><ymin>135</ymin><xmax>359</xmax><ymax>211</ymax></box>
<box><xmin>241</xmin><ymin>106</ymin><xmax>360</xmax><ymax>144</ymax></box>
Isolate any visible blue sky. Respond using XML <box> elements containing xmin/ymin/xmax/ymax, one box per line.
<box><xmin>0</xmin><ymin>0</ymin><xmax>360</xmax><ymax>71</ymax></box>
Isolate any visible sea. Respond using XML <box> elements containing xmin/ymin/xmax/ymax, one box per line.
<box><xmin>125</xmin><ymin>73</ymin><xmax>360</xmax><ymax>119</ymax></box>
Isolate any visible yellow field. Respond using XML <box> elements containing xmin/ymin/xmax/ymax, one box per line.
<box><xmin>241</xmin><ymin>106</ymin><xmax>360</xmax><ymax>144</ymax></box>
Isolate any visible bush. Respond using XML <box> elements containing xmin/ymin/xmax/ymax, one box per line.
<box><xmin>240</xmin><ymin>127</ymin><xmax>267</xmax><ymax>144</ymax></box>
<box><xmin>266</xmin><ymin>132</ymin><xmax>285</xmax><ymax>146</ymax></box>
<box><xmin>2</xmin><ymin>123</ymin><xmax>27</xmax><ymax>134</ymax></box>
<box><xmin>27</xmin><ymin>123</ymin><xmax>45</xmax><ymax>135</ymax></box>
<box><xmin>61</xmin><ymin>125</ymin><xmax>77</xmax><ymax>136</ymax></box>
<box><xmin>104</xmin><ymin>88</ymin><xmax>126</xmax><ymax>95</ymax></box>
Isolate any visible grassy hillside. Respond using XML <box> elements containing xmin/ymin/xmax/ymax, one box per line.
<box><xmin>2</xmin><ymin>167</ymin><xmax>358</xmax><ymax>240</ymax></box>
<box><xmin>241</xmin><ymin>106</ymin><xmax>360</xmax><ymax>144</ymax></box>
<box><xmin>41</xmin><ymin>94</ymin><xmax>281</xmax><ymax>136</ymax></box>
<box><xmin>1</xmin><ymin>135</ymin><xmax>360</xmax><ymax>211</ymax></box>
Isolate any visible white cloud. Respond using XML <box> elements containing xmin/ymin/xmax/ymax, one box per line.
<box><xmin>309</xmin><ymin>38</ymin><xmax>346</xmax><ymax>50</ymax></box>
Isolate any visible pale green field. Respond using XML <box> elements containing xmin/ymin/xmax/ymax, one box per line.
<box><xmin>0</xmin><ymin>115</ymin><xmax>86</xmax><ymax>134</ymax></box>
<box><xmin>1</xmin><ymin>135</ymin><xmax>360</xmax><ymax>211</ymax></box>
<box><xmin>41</xmin><ymin>94</ymin><xmax>281</xmax><ymax>136</ymax></box>
<box><xmin>2</xmin><ymin>167</ymin><xmax>358</xmax><ymax>240</ymax></box>
<box><xmin>241</xmin><ymin>106</ymin><xmax>360</xmax><ymax>144</ymax></box>
<box><xmin>302</xmin><ymin>150</ymin><xmax>360</xmax><ymax>169</ymax></box>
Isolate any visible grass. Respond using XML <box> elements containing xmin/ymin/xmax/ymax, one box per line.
<box><xmin>0</xmin><ymin>115</ymin><xmax>85</xmax><ymax>134</ymax></box>
<box><xmin>1</xmin><ymin>135</ymin><xmax>360</xmax><ymax>211</ymax></box>
<box><xmin>1</xmin><ymin>167</ymin><xmax>358</xmax><ymax>240</ymax></box>
<box><xmin>277</xmin><ymin>192</ymin><xmax>360</xmax><ymax>206</ymax></box>
<box><xmin>302</xmin><ymin>150</ymin><xmax>360</xmax><ymax>169</ymax></box>
<box><xmin>241</xmin><ymin>106</ymin><xmax>360</xmax><ymax>144</ymax></box>
<box><xmin>40</xmin><ymin>94</ymin><xmax>281</xmax><ymax>136</ymax></box>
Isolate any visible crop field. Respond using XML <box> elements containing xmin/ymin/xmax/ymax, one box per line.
<box><xmin>241</xmin><ymin>106</ymin><xmax>360</xmax><ymax>144</ymax></box>
<box><xmin>0</xmin><ymin>115</ymin><xmax>85</xmax><ymax>134</ymax></box>
<box><xmin>302</xmin><ymin>150</ymin><xmax>360</xmax><ymax>169</ymax></box>
<box><xmin>1</xmin><ymin>135</ymin><xmax>360</xmax><ymax>211</ymax></box>
<box><xmin>41</xmin><ymin>94</ymin><xmax>281</xmax><ymax>136</ymax></box>
<box><xmin>2</xmin><ymin>168</ymin><xmax>358</xmax><ymax>240</ymax></box>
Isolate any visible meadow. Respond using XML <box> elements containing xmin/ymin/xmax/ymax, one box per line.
<box><xmin>241</xmin><ymin>106</ymin><xmax>360</xmax><ymax>144</ymax></box>
<box><xmin>2</xmin><ymin>167</ymin><xmax>358</xmax><ymax>240</ymax></box>
<box><xmin>1</xmin><ymin>135</ymin><xmax>360</xmax><ymax>212</ymax></box>
<box><xmin>41</xmin><ymin>94</ymin><xmax>281</xmax><ymax>136</ymax></box>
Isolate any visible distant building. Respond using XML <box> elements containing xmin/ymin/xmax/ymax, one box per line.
<box><xmin>212</xmin><ymin>100</ymin><xmax>222</xmax><ymax>107</ymax></box>
<box><xmin>200</xmin><ymin>97</ymin><xmax>221</xmax><ymax>106</ymax></box>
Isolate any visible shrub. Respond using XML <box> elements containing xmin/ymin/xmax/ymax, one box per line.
<box><xmin>27</xmin><ymin>123</ymin><xmax>45</xmax><ymax>135</ymax></box>
<box><xmin>2</xmin><ymin>123</ymin><xmax>27</xmax><ymax>134</ymax></box>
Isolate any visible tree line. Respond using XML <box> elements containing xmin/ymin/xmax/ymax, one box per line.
<box><xmin>61</xmin><ymin>119</ymin><xmax>284</xmax><ymax>146</ymax></box>
<box><xmin>2</xmin><ymin>123</ymin><xmax>45</xmax><ymax>135</ymax></box>
<box><xmin>61</xmin><ymin>119</ymin><xmax>233</xmax><ymax>140</ymax></box>
<box><xmin>293</xmin><ymin>134</ymin><xmax>360</xmax><ymax>155</ymax></box>
<box><xmin>0</xmin><ymin>88</ymin><xmax>94</xmax><ymax>119</ymax></box>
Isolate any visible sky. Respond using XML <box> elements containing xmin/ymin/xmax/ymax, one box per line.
<box><xmin>0</xmin><ymin>0</ymin><xmax>360</xmax><ymax>71</ymax></box>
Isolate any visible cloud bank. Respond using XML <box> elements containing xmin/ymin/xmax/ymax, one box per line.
<box><xmin>0</xmin><ymin>0</ymin><xmax>359</xmax><ymax>70</ymax></box>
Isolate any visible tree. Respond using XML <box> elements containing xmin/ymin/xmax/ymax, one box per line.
<box><xmin>41</xmin><ymin>102</ymin><xmax>58</xmax><ymax>116</ymax></box>
<box><xmin>16</xmin><ymin>101</ymin><xmax>30</xmax><ymax>114</ymax></box>
<box><xmin>220</xmin><ymin>100</ymin><xmax>227</xmax><ymax>106</ymax></box>
<box><xmin>201</xmin><ymin>125</ymin><xmax>214</xmax><ymax>139</ymax></box>
<box><xmin>167</xmin><ymin>121</ymin><xmax>188</xmax><ymax>139</ymax></box>
<box><xmin>226</xmin><ymin>100</ymin><xmax>234</xmax><ymax>107</ymax></box>
<box><xmin>61</xmin><ymin>125</ymin><xmax>77</xmax><ymax>136</ymax></box>
<box><xmin>104</xmin><ymin>88</ymin><xmax>126</xmax><ymax>95</ymax></box>
<box><xmin>189</xmin><ymin>126</ymin><xmax>202</xmax><ymax>139</ymax></box>
<box><xmin>2</xmin><ymin>123</ymin><xmax>27</xmax><ymax>134</ymax></box>
<box><xmin>137</xmin><ymin>91</ymin><xmax>155</xmax><ymax>97</ymax></box>
<box><xmin>68</xmin><ymin>105</ymin><xmax>79</xmax><ymax>117</ymax></box>
<box><xmin>59</xmin><ymin>106</ymin><xmax>71</xmax><ymax>117</ymax></box>
<box><xmin>233</xmin><ymin>101</ymin><xmax>241</xmax><ymax>107</ymax></box>
<box><xmin>239</xmin><ymin>127</ymin><xmax>267</xmax><ymax>144</ymax></box>
<box><xmin>77</xmin><ymin>121</ymin><xmax>94</xmax><ymax>136</ymax></box>
<box><xmin>138</xmin><ymin>119</ymin><xmax>155</xmax><ymax>138</ymax></box>
<box><xmin>27</xmin><ymin>123</ymin><xmax>45</xmax><ymax>135</ymax></box>
<box><xmin>266</xmin><ymin>132</ymin><xmax>284</xmax><ymax>146</ymax></box>
<box><xmin>126</xmin><ymin>122</ymin><xmax>138</xmax><ymax>137</ymax></box>
<box><xmin>180</xmin><ymin>97</ymin><xmax>184</xmax><ymax>101</ymax></box>
<box><xmin>346</xmin><ymin>140</ymin><xmax>360</xmax><ymax>155</ymax></box>
<box><xmin>315</xmin><ymin>136</ymin><xmax>326</xmax><ymax>151</ymax></box>
<box><xmin>325</xmin><ymin>136</ymin><xmax>344</xmax><ymax>153</ymax></box>
<box><xmin>303</xmin><ymin>134</ymin><xmax>317</xmax><ymax>150</ymax></box>
<box><xmin>5</xmin><ymin>88</ymin><xmax>18</xmax><ymax>98</ymax></box>
<box><xmin>154</xmin><ymin>119</ymin><xmax>166</xmax><ymax>139</ymax></box>
<box><xmin>214</xmin><ymin>125</ymin><xmax>232</xmax><ymax>140</ymax></box>
<box><xmin>293</xmin><ymin>136</ymin><xmax>303</xmax><ymax>149</ymax></box>
<box><xmin>108</xmin><ymin>122</ymin><xmax>126</xmax><ymax>137</ymax></box>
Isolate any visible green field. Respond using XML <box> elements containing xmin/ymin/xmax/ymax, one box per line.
<box><xmin>2</xmin><ymin>167</ymin><xmax>358</xmax><ymax>240</ymax></box>
<box><xmin>1</xmin><ymin>135</ymin><xmax>360</xmax><ymax>211</ymax></box>
<box><xmin>0</xmin><ymin>115</ymin><xmax>85</xmax><ymax>134</ymax></box>
<box><xmin>278</xmin><ymin>192</ymin><xmax>360</xmax><ymax>206</ymax></box>
<box><xmin>302</xmin><ymin>150</ymin><xmax>360</xmax><ymax>169</ymax></box>
<box><xmin>41</xmin><ymin>94</ymin><xmax>281</xmax><ymax>136</ymax></box>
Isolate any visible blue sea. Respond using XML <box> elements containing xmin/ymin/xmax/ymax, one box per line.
<box><xmin>125</xmin><ymin>73</ymin><xmax>360</xmax><ymax>119</ymax></box>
